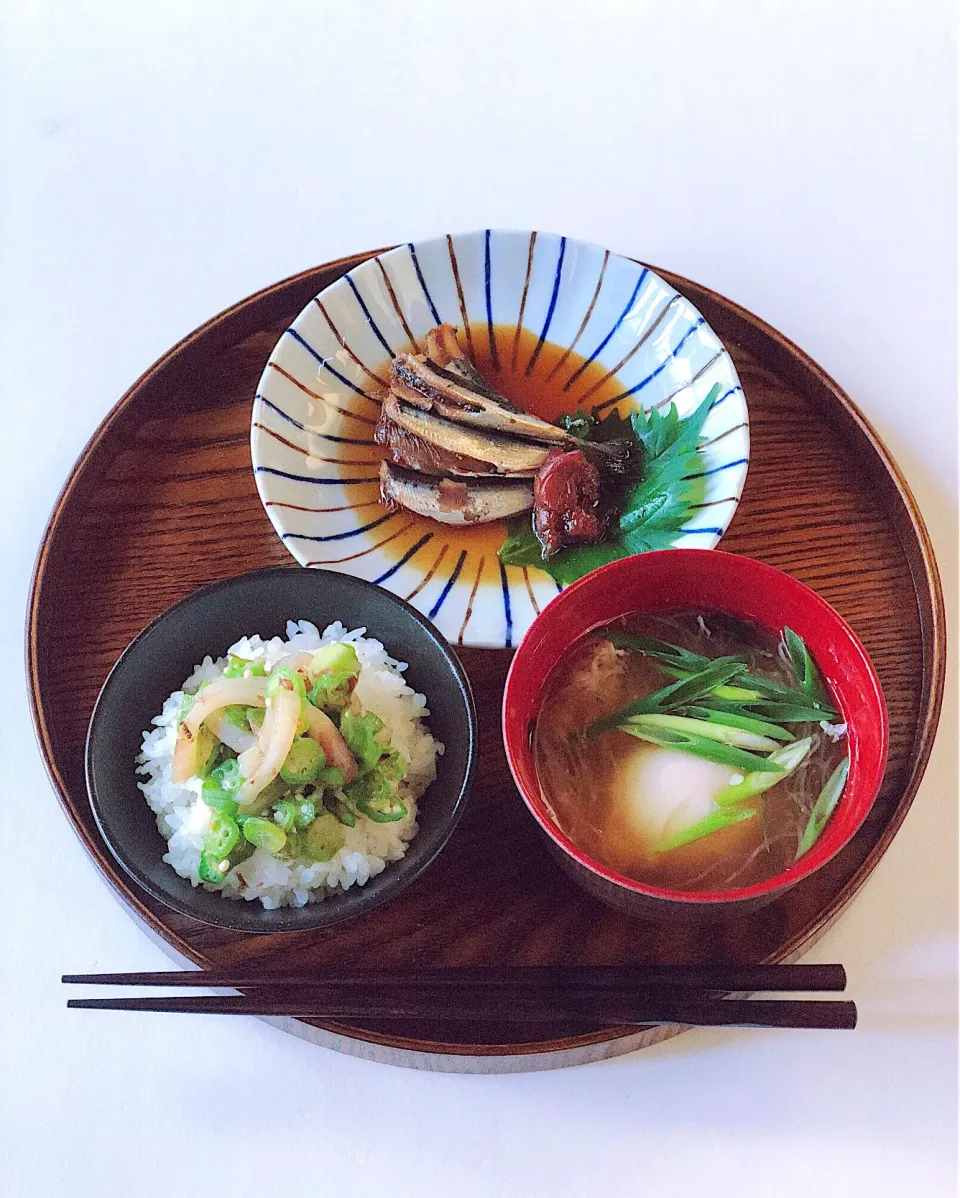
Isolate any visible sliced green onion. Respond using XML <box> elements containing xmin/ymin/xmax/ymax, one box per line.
<box><xmin>680</xmin><ymin>706</ymin><xmax>793</xmax><ymax>741</ymax></box>
<box><xmin>600</xmin><ymin>633</ymin><xmax>747</xmax><ymax>671</ymax></box>
<box><xmin>265</xmin><ymin>665</ymin><xmax>306</xmax><ymax>703</ymax></box>
<box><xmin>200</xmin><ymin>789</ymin><xmax>238</xmax><ymax>817</ymax></box>
<box><xmin>606</xmin><ymin>625</ymin><xmax>838</xmax><ymax>715</ymax></box>
<box><xmin>783</xmin><ymin>627</ymin><xmax>831</xmax><ymax>706</ymax></box>
<box><xmin>378</xmin><ymin>748</ymin><xmax>407</xmax><ymax>783</ymax></box>
<box><xmin>588</xmin><ymin>658</ymin><xmax>747</xmax><ymax>735</ymax></box>
<box><xmin>339</xmin><ymin>710</ymin><xmax>386</xmax><ymax>773</ymax></box>
<box><xmin>658</xmin><ymin>663</ymin><xmax>762</xmax><ymax>702</ymax></box>
<box><xmin>729</xmin><ymin>673</ymin><xmax>838</xmax><ymax>717</ymax></box>
<box><xmin>651</xmin><ymin>807</ymin><xmax>758</xmax><ymax>854</ymax></box>
<box><xmin>616</xmin><ymin>721</ymin><xmax>782</xmax><ymax>774</ymax></box>
<box><xmin>697</xmin><ymin>696</ymin><xmax>839</xmax><ymax>724</ymax></box>
<box><xmin>176</xmin><ymin>691</ymin><xmax>197</xmax><ymax>730</ymax></box>
<box><xmin>221</xmin><ymin>704</ymin><xmax>251</xmax><ymax>730</ymax></box>
<box><xmin>223</xmin><ymin>655</ymin><xmax>268</xmax><ymax>679</ymax></box>
<box><xmin>796</xmin><ymin>755</ymin><xmax>850</xmax><ymax>859</ymax></box>
<box><xmin>309</xmin><ymin>642</ymin><xmax>360</xmax><ymax>679</ymax></box>
<box><xmin>714</xmin><ymin>737</ymin><xmax>813</xmax><ymax>807</ymax></box>
<box><xmin>621</xmin><ymin>713</ymin><xmax>781</xmax><ymax>751</ymax></box>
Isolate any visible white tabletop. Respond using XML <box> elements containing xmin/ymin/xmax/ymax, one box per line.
<box><xmin>2</xmin><ymin>2</ymin><xmax>956</xmax><ymax>1194</ymax></box>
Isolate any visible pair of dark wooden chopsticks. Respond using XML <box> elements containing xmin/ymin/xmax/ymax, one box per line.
<box><xmin>64</xmin><ymin>964</ymin><xmax>856</xmax><ymax>1030</ymax></box>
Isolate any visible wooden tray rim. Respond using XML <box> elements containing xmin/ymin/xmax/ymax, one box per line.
<box><xmin>27</xmin><ymin>250</ymin><xmax>947</xmax><ymax>1068</ymax></box>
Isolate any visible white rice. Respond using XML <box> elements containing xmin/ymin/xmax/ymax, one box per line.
<box><xmin>136</xmin><ymin>619</ymin><xmax>443</xmax><ymax>909</ymax></box>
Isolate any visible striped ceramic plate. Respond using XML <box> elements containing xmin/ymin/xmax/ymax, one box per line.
<box><xmin>251</xmin><ymin>230</ymin><xmax>749</xmax><ymax>648</ymax></box>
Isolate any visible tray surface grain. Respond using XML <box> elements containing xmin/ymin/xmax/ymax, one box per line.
<box><xmin>28</xmin><ymin>251</ymin><xmax>945</xmax><ymax>1068</ymax></box>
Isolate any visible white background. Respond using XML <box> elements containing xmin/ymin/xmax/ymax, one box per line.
<box><xmin>1</xmin><ymin>2</ymin><xmax>956</xmax><ymax>1195</ymax></box>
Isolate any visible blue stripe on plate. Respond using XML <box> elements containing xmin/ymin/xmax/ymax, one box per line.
<box><xmin>685</xmin><ymin>457</ymin><xmax>749</xmax><ymax>480</ymax></box>
<box><xmin>680</xmin><ymin>526</ymin><xmax>723</xmax><ymax>536</ymax></box>
<box><xmin>284</xmin><ymin>329</ymin><xmax>376</xmax><ymax>400</ymax></box>
<box><xmin>408</xmin><ymin>243</ymin><xmax>441</xmax><ymax>325</ymax></box>
<box><xmin>710</xmin><ymin>385</ymin><xmax>743</xmax><ymax>410</ymax></box>
<box><xmin>484</xmin><ymin>228</ymin><xmax>496</xmax><ymax>360</ymax></box>
<box><xmin>256</xmin><ymin>395</ymin><xmax>373</xmax><ymax>446</ymax></box>
<box><xmin>428</xmin><ymin>550</ymin><xmax>467</xmax><ymax>619</ymax></box>
<box><xmin>580</xmin><ymin>268</ymin><xmax>649</xmax><ymax>367</ymax></box>
<box><xmin>373</xmin><ymin>533</ymin><xmax>434</xmax><ymax>585</ymax></box>
<box><xmin>254</xmin><ymin>466</ymin><xmax>380</xmax><ymax>485</ymax></box>
<box><xmin>539</xmin><ymin>236</ymin><xmax>566</xmax><ymax>344</ymax></box>
<box><xmin>606</xmin><ymin>316</ymin><xmax>706</xmax><ymax>403</ymax></box>
<box><xmin>345</xmin><ymin>274</ymin><xmax>396</xmax><ymax>359</ymax></box>
<box><xmin>526</xmin><ymin>236</ymin><xmax>567</xmax><ymax>371</ymax></box>
<box><xmin>281</xmin><ymin>511</ymin><xmax>395</xmax><ymax>543</ymax></box>
<box><xmin>499</xmin><ymin>560</ymin><xmax>514</xmax><ymax>647</ymax></box>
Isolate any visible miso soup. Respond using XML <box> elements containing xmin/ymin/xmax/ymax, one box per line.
<box><xmin>533</xmin><ymin>611</ymin><xmax>848</xmax><ymax>892</ymax></box>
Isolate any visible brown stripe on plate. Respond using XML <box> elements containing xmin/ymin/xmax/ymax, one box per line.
<box><xmin>304</xmin><ymin>517</ymin><xmax>413</xmax><ymax>566</ymax></box>
<box><xmin>457</xmin><ymin>555</ymin><xmax>487</xmax><ymax>644</ymax></box>
<box><xmin>266</xmin><ymin>362</ymin><xmax>379</xmax><ymax>426</ymax></box>
<box><xmin>521</xmin><ymin>567</ymin><xmax>541</xmax><ymax>615</ymax></box>
<box><xmin>446</xmin><ymin>235</ymin><xmax>475</xmax><ymax>360</ymax></box>
<box><xmin>569</xmin><ymin>294</ymin><xmax>682</xmax><ymax>402</ymax></box>
<box><xmin>313</xmin><ymin>299</ymin><xmax>390</xmax><ymax>387</ymax></box>
<box><xmin>374</xmin><ymin>259</ymin><xmax>420</xmax><ymax>351</ymax></box>
<box><xmin>544</xmin><ymin>250</ymin><xmax>610</xmax><ymax>381</ymax></box>
<box><xmin>699</xmin><ymin>422</ymin><xmax>749</xmax><ymax>449</ymax></box>
<box><xmin>266</xmin><ymin>498</ymin><xmax>383</xmax><ymax>514</ymax></box>
<box><xmin>405</xmin><ymin>543</ymin><xmax>450</xmax><ymax>601</ymax></box>
<box><xmin>253</xmin><ymin>422</ymin><xmax>383</xmax><ymax>465</ymax></box>
<box><xmin>689</xmin><ymin>496</ymin><xmax>739</xmax><ymax>510</ymax></box>
<box><xmin>511</xmin><ymin>232</ymin><xmax>538</xmax><ymax>371</ymax></box>
<box><xmin>653</xmin><ymin>349</ymin><xmax>726</xmax><ymax>410</ymax></box>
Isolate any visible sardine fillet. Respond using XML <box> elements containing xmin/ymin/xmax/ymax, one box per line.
<box><xmin>383</xmin><ymin>397</ymin><xmax>548</xmax><ymax>476</ymax></box>
<box><xmin>391</xmin><ymin>352</ymin><xmax>575</xmax><ymax>446</ymax></box>
<box><xmin>379</xmin><ymin>462</ymin><xmax>533</xmax><ymax>525</ymax></box>
<box><xmin>374</xmin><ymin>406</ymin><xmax>500</xmax><ymax>476</ymax></box>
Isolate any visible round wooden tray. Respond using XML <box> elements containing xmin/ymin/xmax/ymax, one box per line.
<box><xmin>28</xmin><ymin>250</ymin><xmax>945</xmax><ymax>1072</ymax></box>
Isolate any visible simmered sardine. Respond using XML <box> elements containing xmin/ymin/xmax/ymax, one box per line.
<box><xmin>391</xmin><ymin>353</ymin><xmax>575</xmax><ymax>446</ymax></box>
<box><xmin>379</xmin><ymin>462</ymin><xmax>533</xmax><ymax>525</ymax></box>
<box><xmin>374</xmin><ymin>406</ymin><xmax>498</xmax><ymax>476</ymax></box>
<box><xmin>382</xmin><ymin>397</ymin><xmax>548</xmax><ymax>476</ymax></box>
<box><xmin>424</xmin><ymin>324</ymin><xmax>517</xmax><ymax>403</ymax></box>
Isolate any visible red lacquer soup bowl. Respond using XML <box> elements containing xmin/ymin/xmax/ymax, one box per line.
<box><xmin>502</xmin><ymin>551</ymin><xmax>888</xmax><ymax>920</ymax></box>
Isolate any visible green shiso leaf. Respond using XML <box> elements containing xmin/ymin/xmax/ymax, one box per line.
<box><xmin>497</xmin><ymin>385</ymin><xmax>720</xmax><ymax>582</ymax></box>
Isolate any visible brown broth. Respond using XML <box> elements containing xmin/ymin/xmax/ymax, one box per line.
<box><xmin>314</xmin><ymin>324</ymin><xmax>629</xmax><ymax>605</ymax></box>
<box><xmin>533</xmin><ymin>612</ymin><xmax>846</xmax><ymax>891</ymax></box>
